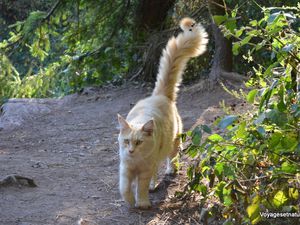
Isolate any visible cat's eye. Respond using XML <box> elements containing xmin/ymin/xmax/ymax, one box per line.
<box><xmin>123</xmin><ymin>139</ymin><xmax>130</xmax><ymax>145</ymax></box>
<box><xmin>135</xmin><ymin>140</ymin><xmax>143</xmax><ymax>146</ymax></box>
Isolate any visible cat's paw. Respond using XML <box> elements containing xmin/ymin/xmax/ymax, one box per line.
<box><xmin>122</xmin><ymin>192</ymin><xmax>135</xmax><ymax>207</ymax></box>
<box><xmin>165</xmin><ymin>157</ymin><xmax>179</xmax><ymax>175</ymax></box>
<box><xmin>149</xmin><ymin>178</ymin><xmax>157</xmax><ymax>192</ymax></box>
<box><xmin>165</xmin><ymin>163</ymin><xmax>178</xmax><ymax>175</ymax></box>
<box><xmin>165</xmin><ymin>167</ymin><xmax>175</xmax><ymax>175</ymax></box>
<box><xmin>135</xmin><ymin>200</ymin><xmax>151</xmax><ymax>209</ymax></box>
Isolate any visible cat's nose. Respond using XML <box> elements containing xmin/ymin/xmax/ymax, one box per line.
<box><xmin>129</xmin><ymin>149</ymin><xmax>134</xmax><ymax>154</ymax></box>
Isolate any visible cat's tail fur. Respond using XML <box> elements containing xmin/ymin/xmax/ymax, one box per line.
<box><xmin>152</xmin><ymin>17</ymin><xmax>208</xmax><ymax>101</ymax></box>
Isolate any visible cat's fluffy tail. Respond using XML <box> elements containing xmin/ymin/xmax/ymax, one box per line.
<box><xmin>152</xmin><ymin>17</ymin><xmax>208</xmax><ymax>101</ymax></box>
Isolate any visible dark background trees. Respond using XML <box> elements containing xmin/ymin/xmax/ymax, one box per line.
<box><xmin>0</xmin><ymin>0</ymin><xmax>298</xmax><ymax>98</ymax></box>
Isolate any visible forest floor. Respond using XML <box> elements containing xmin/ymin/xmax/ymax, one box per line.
<box><xmin>0</xmin><ymin>80</ymin><xmax>243</xmax><ymax>225</ymax></box>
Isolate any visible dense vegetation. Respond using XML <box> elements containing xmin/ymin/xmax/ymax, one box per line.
<box><xmin>0</xmin><ymin>0</ymin><xmax>208</xmax><ymax>103</ymax></box>
<box><xmin>0</xmin><ymin>0</ymin><xmax>137</xmax><ymax>102</ymax></box>
<box><xmin>0</xmin><ymin>0</ymin><xmax>299</xmax><ymax>224</ymax></box>
<box><xmin>184</xmin><ymin>1</ymin><xmax>300</xmax><ymax>225</ymax></box>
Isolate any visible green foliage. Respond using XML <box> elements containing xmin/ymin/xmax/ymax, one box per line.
<box><xmin>185</xmin><ymin>2</ymin><xmax>300</xmax><ymax>224</ymax></box>
<box><xmin>0</xmin><ymin>0</ymin><xmax>212</xmax><ymax>102</ymax></box>
<box><xmin>0</xmin><ymin>0</ymin><xmax>137</xmax><ymax>102</ymax></box>
<box><xmin>0</xmin><ymin>54</ymin><xmax>21</xmax><ymax>103</ymax></box>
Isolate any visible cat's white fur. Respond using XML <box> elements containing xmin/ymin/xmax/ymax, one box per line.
<box><xmin>117</xmin><ymin>17</ymin><xmax>208</xmax><ymax>208</ymax></box>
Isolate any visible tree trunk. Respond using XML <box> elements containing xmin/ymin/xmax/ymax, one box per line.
<box><xmin>132</xmin><ymin>0</ymin><xmax>175</xmax><ymax>81</ymax></box>
<box><xmin>209</xmin><ymin>22</ymin><xmax>233</xmax><ymax>81</ymax></box>
<box><xmin>208</xmin><ymin>0</ymin><xmax>244</xmax><ymax>83</ymax></box>
<box><xmin>135</xmin><ymin>0</ymin><xmax>175</xmax><ymax>32</ymax></box>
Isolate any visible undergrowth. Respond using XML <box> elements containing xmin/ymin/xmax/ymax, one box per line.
<box><xmin>183</xmin><ymin>3</ymin><xmax>300</xmax><ymax>225</ymax></box>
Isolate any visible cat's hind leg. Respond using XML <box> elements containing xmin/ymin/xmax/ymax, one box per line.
<box><xmin>166</xmin><ymin>109</ymin><xmax>182</xmax><ymax>175</ymax></box>
<box><xmin>166</xmin><ymin>136</ymin><xmax>181</xmax><ymax>175</ymax></box>
<box><xmin>149</xmin><ymin>171</ymin><xmax>157</xmax><ymax>191</ymax></box>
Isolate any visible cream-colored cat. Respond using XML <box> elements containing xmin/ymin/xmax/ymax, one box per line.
<box><xmin>117</xmin><ymin>17</ymin><xmax>208</xmax><ymax>208</ymax></box>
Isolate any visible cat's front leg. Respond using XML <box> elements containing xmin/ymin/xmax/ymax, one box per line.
<box><xmin>136</xmin><ymin>174</ymin><xmax>152</xmax><ymax>209</ymax></box>
<box><xmin>119</xmin><ymin>168</ymin><xmax>135</xmax><ymax>207</ymax></box>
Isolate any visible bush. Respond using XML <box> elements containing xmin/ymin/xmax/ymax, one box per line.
<box><xmin>184</xmin><ymin>3</ymin><xmax>300</xmax><ymax>224</ymax></box>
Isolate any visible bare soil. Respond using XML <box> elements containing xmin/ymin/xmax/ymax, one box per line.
<box><xmin>0</xmin><ymin>81</ymin><xmax>239</xmax><ymax>225</ymax></box>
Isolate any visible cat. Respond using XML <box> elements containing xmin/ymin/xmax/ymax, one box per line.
<box><xmin>117</xmin><ymin>17</ymin><xmax>208</xmax><ymax>209</ymax></box>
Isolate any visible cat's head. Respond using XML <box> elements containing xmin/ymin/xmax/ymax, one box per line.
<box><xmin>117</xmin><ymin>114</ymin><xmax>154</xmax><ymax>157</ymax></box>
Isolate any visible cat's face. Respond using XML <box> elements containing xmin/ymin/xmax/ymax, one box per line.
<box><xmin>117</xmin><ymin>114</ymin><xmax>154</xmax><ymax>157</ymax></box>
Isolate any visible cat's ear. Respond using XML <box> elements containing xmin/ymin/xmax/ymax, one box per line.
<box><xmin>142</xmin><ymin>119</ymin><xmax>154</xmax><ymax>135</ymax></box>
<box><xmin>117</xmin><ymin>114</ymin><xmax>130</xmax><ymax>131</ymax></box>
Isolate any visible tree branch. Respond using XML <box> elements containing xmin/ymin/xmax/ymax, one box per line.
<box><xmin>43</xmin><ymin>0</ymin><xmax>62</xmax><ymax>22</ymax></box>
<box><xmin>73</xmin><ymin>0</ymin><xmax>131</xmax><ymax>61</ymax></box>
<box><xmin>1</xmin><ymin>0</ymin><xmax>62</xmax><ymax>53</ymax></box>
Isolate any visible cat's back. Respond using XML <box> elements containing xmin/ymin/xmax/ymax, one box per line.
<box><xmin>126</xmin><ymin>95</ymin><xmax>174</xmax><ymax>124</ymax></box>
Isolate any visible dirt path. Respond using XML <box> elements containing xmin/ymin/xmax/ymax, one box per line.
<box><xmin>0</xmin><ymin>82</ymin><xmax>235</xmax><ymax>225</ymax></box>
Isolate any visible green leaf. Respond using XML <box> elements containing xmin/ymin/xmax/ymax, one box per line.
<box><xmin>232</xmin><ymin>42</ymin><xmax>240</xmax><ymax>55</ymax></box>
<box><xmin>235</xmin><ymin>121</ymin><xmax>247</xmax><ymax>139</ymax></box>
<box><xmin>241</xmin><ymin>36</ymin><xmax>252</xmax><ymax>46</ymax></box>
<box><xmin>247</xmin><ymin>89</ymin><xmax>258</xmax><ymax>103</ymax></box>
<box><xmin>215</xmin><ymin>162</ymin><xmax>224</xmax><ymax>177</ymax></box>
<box><xmin>192</xmin><ymin>133</ymin><xmax>201</xmax><ymax>146</ymax></box>
<box><xmin>215</xmin><ymin>181</ymin><xmax>227</xmax><ymax>202</ymax></box>
<box><xmin>201</xmin><ymin>124</ymin><xmax>212</xmax><ymax>134</ymax></box>
<box><xmin>186</xmin><ymin>130</ymin><xmax>192</xmax><ymax>137</ymax></box>
<box><xmin>235</xmin><ymin>28</ymin><xmax>244</xmax><ymax>38</ymax></box>
<box><xmin>208</xmin><ymin>134</ymin><xmax>224</xmax><ymax>142</ymax></box>
<box><xmin>187</xmin><ymin>166</ymin><xmax>193</xmax><ymax>179</ymax></box>
<box><xmin>225</xmin><ymin>19</ymin><xmax>236</xmax><ymax>32</ymax></box>
<box><xmin>250</xmin><ymin>20</ymin><xmax>258</xmax><ymax>26</ymax></box>
<box><xmin>277</xmin><ymin>85</ymin><xmax>286</xmax><ymax>112</ymax></box>
<box><xmin>246</xmin><ymin>195</ymin><xmax>262</xmax><ymax>223</ymax></box>
<box><xmin>288</xmin><ymin>188</ymin><xmax>299</xmax><ymax>200</ymax></box>
<box><xmin>257</xmin><ymin>126</ymin><xmax>266</xmax><ymax>137</ymax></box>
<box><xmin>223</xmin><ymin>164</ymin><xmax>235</xmax><ymax>179</ymax></box>
<box><xmin>255</xmin><ymin>40</ymin><xmax>266</xmax><ymax>51</ymax></box>
<box><xmin>186</xmin><ymin>145</ymin><xmax>198</xmax><ymax>158</ymax></box>
<box><xmin>247</xmin><ymin>203</ymin><xmax>260</xmax><ymax>222</ymax></box>
<box><xmin>197</xmin><ymin>184</ymin><xmax>208</xmax><ymax>195</ymax></box>
<box><xmin>268</xmin><ymin>12</ymin><xmax>280</xmax><ymax>24</ymax></box>
<box><xmin>268</xmin><ymin>131</ymin><xmax>281</xmax><ymax>148</ymax></box>
<box><xmin>192</xmin><ymin>126</ymin><xmax>202</xmax><ymax>146</ymax></box>
<box><xmin>248</xmin><ymin>29</ymin><xmax>261</xmax><ymax>36</ymax></box>
<box><xmin>259</xmin><ymin>88</ymin><xmax>272</xmax><ymax>112</ymax></box>
<box><xmin>201</xmin><ymin>166</ymin><xmax>210</xmax><ymax>173</ymax></box>
<box><xmin>218</xmin><ymin>115</ymin><xmax>238</xmax><ymax>129</ymax></box>
<box><xmin>273</xmin><ymin>190</ymin><xmax>288</xmax><ymax>207</ymax></box>
<box><xmin>281</xmin><ymin>161</ymin><xmax>297</xmax><ymax>173</ymax></box>
<box><xmin>213</xmin><ymin>15</ymin><xmax>227</xmax><ymax>25</ymax></box>
<box><xmin>281</xmin><ymin>134</ymin><xmax>298</xmax><ymax>151</ymax></box>
<box><xmin>224</xmin><ymin>195</ymin><xmax>232</xmax><ymax>206</ymax></box>
<box><xmin>265</xmin><ymin>109</ymin><xmax>288</xmax><ymax>126</ymax></box>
